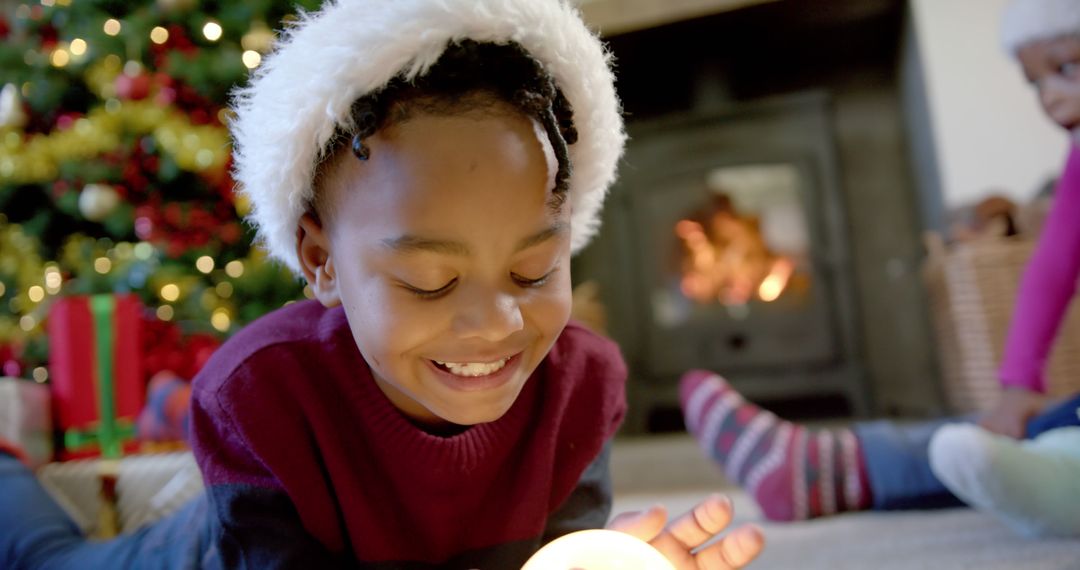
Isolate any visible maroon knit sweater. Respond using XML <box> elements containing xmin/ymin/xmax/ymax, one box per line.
<box><xmin>190</xmin><ymin>300</ymin><xmax>626</xmax><ymax>568</ymax></box>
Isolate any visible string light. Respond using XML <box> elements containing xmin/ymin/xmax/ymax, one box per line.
<box><xmin>94</xmin><ymin>256</ymin><xmax>112</xmax><ymax>274</ymax></box>
<box><xmin>195</xmin><ymin>255</ymin><xmax>215</xmax><ymax>273</ymax></box>
<box><xmin>28</xmin><ymin>286</ymin><xmax>45</xmax><ymax>303</ymax></box>
<box><xmin>160</xmin><ymin>283</ymin><xmax>180</xmax><ymax>302</ymax></box>
<box><xmin>225</xmin><ymin>260</ymin><xmax>244</xmax><ymax>278</ymax></box>
<box><xmin>215</xmin><ymin>281</ymin><xmax>233</xmax><ymax>298</ymax></box>
<box><xmin>45</xmin><ymin>267</ymin><xmax>62</xmax><ymax>294</ymax></box>
<box><xmin>69</xmin><ymin>38</ymin><xmax>87</xmax><ymax>56</ymax></box>
<box><xmin>242</xmin><ymin>50</ymin><xmax>261</xmax><ymax>69</ymax></box>
<box><xmin>211</xmin><ymin>308</ymin><xmax>231</xmax><ymax>332</ymax></box>
<box><xmin>0</xmin><ymin>282</ymin><xmax>6</xmax><ymax>297</ymax></box>
<box><xmin>133</xmin><ymin>242</ymin><xmax>154</xmax><ymax>260</ymax></box>
<box><xmin>202</xmin><ymin>21</ymin><xmax>223</xmax><ymax>42</ymax></box>
<box><xmin>150</xmin><ymin>26</ymin><xmax>169</xmax><ymax>44</ymax></box>
<box><xmin>156</xmin><ymin>305</ymin><xmax>174</xmax><ymax>321</ymax></box>
<box><xmin>50</xmin><ymin>48</ymin><xmax>70</xmax><ymax>68</ymax></box>
<box><xmin>19</xmin><ymin>315</ymin><xmax>35</xmax><ymax>331</ymax></box>
<box><xmin>103</xmin><ymin>19</ymin><xmax>122</xmax><ymax>36</ymax></box>
<box><xmin>41</xmin><ymin>0</ymin><xmax>55</xmax><ymax>7</ymax></box>
<box><xmin>33</xmin><ymin>367</ymin><xmax>49</xmax><ymax>383</ymax></box>
<box><xmin>303</xmin><ymin>285</ymin><xmax>314</xmax><ymax>299</ymax></box>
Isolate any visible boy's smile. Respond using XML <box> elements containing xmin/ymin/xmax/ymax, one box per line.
<box><xmin>297</xmin><ymin>101</ymin><xmax>572</xmax><ymax>429</ymax></box>
<box><xmin>1018</xmin><ymin>35</ymin><xmax>1080</xmax><ymax>134</ymax></box>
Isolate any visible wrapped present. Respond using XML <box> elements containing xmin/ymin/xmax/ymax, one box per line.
<box><xmin>48</xmin><ymin>294</ymin><xmax>144</xmax><ymax>459</ymax></box>
<box><xmin>37</xmin><ymin>452</ymin><xmax>204</xmax><ymax>537</ymax></box>
<box><xmin>0</xmin><ymin>377</ymin><xmax>53</xmax><ymax>468</ymax></box>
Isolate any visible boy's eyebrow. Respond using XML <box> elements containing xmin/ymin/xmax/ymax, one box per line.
<box><xmin>381</xmin><ymin>223</ymin><xmax>567</xmax><ymax>256</ymax></box>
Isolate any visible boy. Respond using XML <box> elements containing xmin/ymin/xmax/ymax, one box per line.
<box><xmin>1</xmin><ymin>1</ymin><xmax>763</xmax><ymax>567</ymax></box>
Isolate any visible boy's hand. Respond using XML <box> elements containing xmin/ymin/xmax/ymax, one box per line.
<box><xmin>979</xmin><ymin>388</ymin><xmax>1048</xmax><ymax>439</ymax></box>
<box><xmin>607</xmin><ymin>494</ymin><xmax>764</xmax><ymax>569</ymax></box>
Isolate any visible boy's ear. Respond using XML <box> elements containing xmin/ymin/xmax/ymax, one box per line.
<box><xmin>296</xmin><ymin>213</ymin><xmax>342</xmax><ymax>307</ymax></box>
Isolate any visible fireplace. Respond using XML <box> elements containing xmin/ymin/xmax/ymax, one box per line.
<box><xmin>574</xmin><ymin>94</ymin><xmax>870</xmax><ymax>433</ymax></box>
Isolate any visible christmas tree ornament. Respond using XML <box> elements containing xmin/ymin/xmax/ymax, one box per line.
<box><xmin>79</xmin><ymin>184</ymin><xmax>121</xmax><ymax>222</ymax></box>
<box><xmin>0</xmin><ymin>83</ymin><xmax>28</xmax><ymax>129</ymax></box>
<box><xmin>115</xmin><ymin>72</ymin><xmax>152</xmax><ymax>101</ymax></box>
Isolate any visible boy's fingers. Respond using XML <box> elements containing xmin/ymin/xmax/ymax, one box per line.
<box><xmin>606</xmin><ymin>504</ymin><xmax>668</xmax><ymax>543</ymax></box>
<box><xmin>692</xmin><ymin>525</ymin><xmax>765</xmax><ymax>570</ymax></box>
<box><xmin>666</xmin><ymin>494</ymin><xmax>733</xmax><ymax>551</ymax></box>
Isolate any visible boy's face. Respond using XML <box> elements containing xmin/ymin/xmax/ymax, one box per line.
<box><xmin>298</xmin><ymin>106</ymin><xmax>572</xmax><ymax>428</ymax></box>
<box><xmin>1018</xmin><ymin>35</ymin><xmax>1080</xmax><ymax>135</ymax></box>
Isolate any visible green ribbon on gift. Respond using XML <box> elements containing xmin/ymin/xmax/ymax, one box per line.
<box><xmin>62</xmin><ymin>295</ymin><xmax>136</xmax><ymax>459</ymax></box>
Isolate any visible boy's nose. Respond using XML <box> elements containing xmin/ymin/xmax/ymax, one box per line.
<box><xmin>452</xmin><ymin>287</ymin><xmax>524</xmax><ymax>342</ymax></box>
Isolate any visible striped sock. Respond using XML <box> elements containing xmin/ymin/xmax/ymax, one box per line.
<box><xmin>680</xmin><ymin>370</ymin><xmax>872</xmax><ymax>521</ymax></box>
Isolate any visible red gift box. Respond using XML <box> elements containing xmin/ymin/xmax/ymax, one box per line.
<box><xmin>48</xmin><ymin>294</ymin><xmax>144</xmax><ymax>459</ymax></box>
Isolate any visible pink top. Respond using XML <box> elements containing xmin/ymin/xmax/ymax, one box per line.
<box><xmin>999</xmin><ymin>144</ymin><xmax>1080</xmax><ymax>392</ymax></box>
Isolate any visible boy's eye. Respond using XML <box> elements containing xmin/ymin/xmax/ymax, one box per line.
<box><xmin>403</xmin><ymin>278</ymin><xmax>457</xmax><ymax>299</ymax></box>
<box><xmin>1059</xmin><ymin>61</ymin><xmax>1080</xmax><ymax>77</ymax></box>
<box><xmin>512</xmin><ymin>268</ymin><xmax>556</xmax><ymax>288</ymax></box>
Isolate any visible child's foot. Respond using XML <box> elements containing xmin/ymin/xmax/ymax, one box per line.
<box><xmin>680</xmin><ymin>370</ymin><xmax>871</xmax><ymax>521</ymax></box>
<box><xmin>929</xmin><ymin>424</ymin><xmax>1080</xmax><ymax>538</ymax></box>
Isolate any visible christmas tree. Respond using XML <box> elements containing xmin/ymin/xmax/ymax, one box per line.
<box><xmin>0</xmin><ymin>0</ymin><xmax>321</xmax><ymax>384</ymax></box>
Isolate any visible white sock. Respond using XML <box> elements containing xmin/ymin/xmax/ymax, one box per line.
<box><xmin>929</xmin><ymin>424</ymin><xmax>1080</xmax><ymax>538</ymax></box>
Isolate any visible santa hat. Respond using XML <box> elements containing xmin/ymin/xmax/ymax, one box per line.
<box><xmin>1001</xmin><ymin>0</ymin><xmax>1080</xmax><ymax>55</ymax></box>
<box><xmin>229</xmin><ymin>0</ymin><xmax>626</xmax><ymax>273</ymax></box>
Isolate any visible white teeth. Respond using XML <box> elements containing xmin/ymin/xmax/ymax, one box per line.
<box><xmin>434</xmin><ymin>357</ymin><xmax>511</xmax><ymax>377</ymax></box>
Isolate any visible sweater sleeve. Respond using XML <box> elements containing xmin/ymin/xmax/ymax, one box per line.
<box><xmin>999</xmin><ymin>144</ymin><xmax>1080</xmax><ymax>393</ymax></box>
<box><xmin>541</xmin><ymin>440</ymin><xmax>614</xmax><ymax>542</ymax></box>
<box><xmin>190</xmin><ymin>368</ymin><xmax>348</xmax><ymax>569</ymax></box>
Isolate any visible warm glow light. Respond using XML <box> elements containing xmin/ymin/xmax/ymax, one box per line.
<box><xmin>50</xmin><ymin>48</ymin><xmax>70</xmax><ymax>67</ymax></box>
<box><xmin>156</xmin><ymin>305</ymin><xmax>174</xmax><ymax>321</ymax></box>
<box><xmin>19</xmin><ymin>315</ymin><xmax>35</xmax><ymax>331</ymax></box>
<box><xmin>160</xmin><ymin>283</ymin><xmax>180</xmax><ymax>302</ymax></box>
<box><xmin>674</xmin><ymin>201</ymin><xmax>798</xmax><ymax>306</ymax></box>
<box><xmin>103</xmin><ymin>19</ymin><xmax>122</xmax><ymax>36</ymax></box>
<box><xmin>196</xmin><ymin>255</ymin><xmax>215</xmax><ymax>274</ymax></box>
<box><xmin>211</xmin><ymin>308</ymin><xmax>231</xmax><ymax>332</ymax></box>
<box><xmin>44</xmin><ymin>267</ymin><xmax>63</xmax><ymax>294</ymax></box>
<box><xmin>522</xmin><ymin>530</ymin><xmax>675</xmax><ymax>570</ymax></box>
<box><xmin>69</xmin><ymin>38</ymin><xmax>87</xmax><ymax>55</ymax></box>
<box><xmin>94</xmin><ymin>257</ymin><xmax>112</xmax><ymax>274</ymax></box>
<box><xmin>134</xmin><ymin>242</ymin><xmax>154</xmax><ymax>260</ymax></box>
<box><xmin>150</xmin><ymin>26</ymin><xmax>169</xmax><ymax>44</ymax></box>
<box><xmin>242</xmin><ymin>50</ymin><xmax>261</xmax><ymax>69</ymax></box>
<box><xmin>225</xmin><ymin>260</ymin><xmax>244</xmax><ymax>278</ymax></box>
<box><xmin>0</xmin><ymin>282</ymin><xmax>6</xmax><ymax>297</ymax></box>
<box><xmin>215</xmin><ymin>281</ymin><xmax>233</xmax><ymax>299</ymax></box>
<box><xmin>28</xmin><ymin>286</ymin><xmax>45</xmax><ymax>303</ymax></box>
<box><xmin>758</xmin><ymin>258</ymin><xmax>795</xmax><ymax>302</ymax></box>
<box><xmin>33</xmin><ymin>367</ymin><xmax>48</xmax><ymax>383</ymax></box>
<box><xmin>202</xmin><ymin>21</ymin><xmax>223</xmax><ymax>41</ymax></box>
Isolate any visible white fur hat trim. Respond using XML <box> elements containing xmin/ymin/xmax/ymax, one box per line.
<box><xmin>230</xmin><ymin>0</ymin><xmax>626</xmax><ymax>273</ymax></box>
<box><xmin>1001</xmin><ymin>0</ymin><xmax>1080</xmax><ymax>55</ymax></box>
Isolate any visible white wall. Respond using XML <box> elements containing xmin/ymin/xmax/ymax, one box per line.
<box><xmin>911</xmin><ymin>0</ymin><xmax>1068</xmax><ymax>208</ymax></box>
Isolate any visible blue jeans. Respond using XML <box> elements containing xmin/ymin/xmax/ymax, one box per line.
<box><xmin>854</xmin><ymin>392</ymin><xmax>1080</xmax><ymax>511</ymax></box>
<box><xmin>0</xmin><ymin>455</ymin><xmax>215</xmax><ymax>569</ymax></box>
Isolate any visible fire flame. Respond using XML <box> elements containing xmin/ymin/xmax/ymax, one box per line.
<box><xmin>674</xmin><ymin>208</ymin><xmax>795</xmax><ymax>305</ymax></box>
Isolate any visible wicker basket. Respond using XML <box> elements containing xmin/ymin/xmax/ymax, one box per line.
<box><xmin>923</xmin><ymin>233</ymin><xmax>1080</xmax><ymax>413</ymax></box>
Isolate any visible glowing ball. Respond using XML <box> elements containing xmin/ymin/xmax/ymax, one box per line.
<box><xmin>522</xmin><ymin>529</ymin><xmax>675</xmax><ymax>570</ymax></box>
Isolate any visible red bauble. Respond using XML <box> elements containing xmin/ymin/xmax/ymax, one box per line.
<box><xmin>115</xmin><ymin>73</ymin><xmax>152</xmax><ymax>101</ymax></box>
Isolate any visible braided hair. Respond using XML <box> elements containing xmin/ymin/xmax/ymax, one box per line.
<box><xmin>314</xmin><ymin>40</ymin><xmax>578</xmax><ymax>214</ymax></box>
